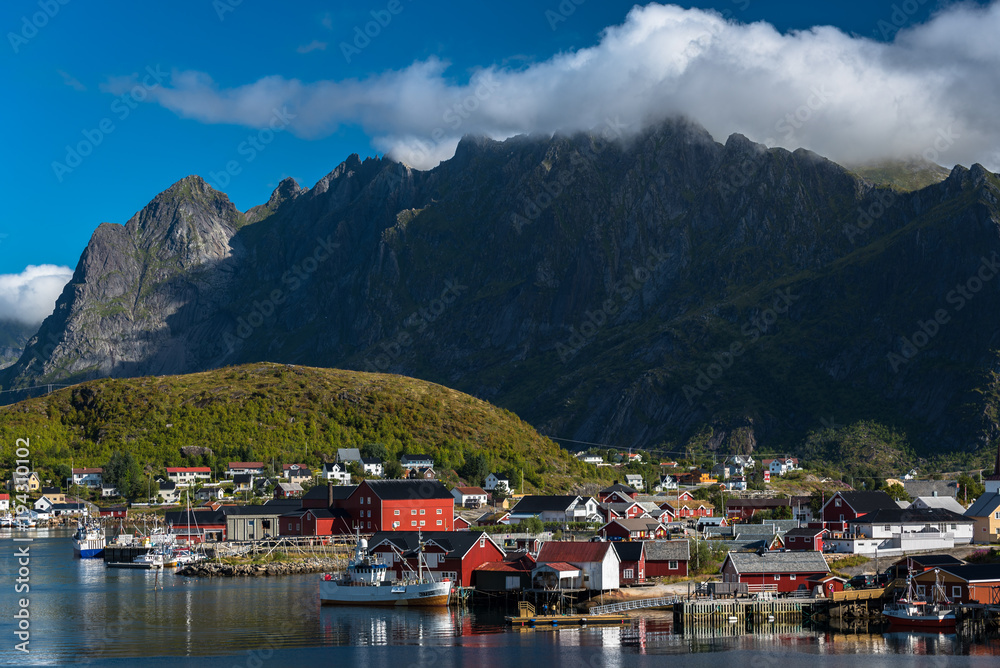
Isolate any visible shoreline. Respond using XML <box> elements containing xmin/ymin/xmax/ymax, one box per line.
<box><xmin>177</xmin><ymin>556</ymin><xmax>346</xmax><ymax>577</ymax></box>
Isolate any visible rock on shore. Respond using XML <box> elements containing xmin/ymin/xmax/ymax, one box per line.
<box><xmin>177</xmin><ymin>557</ymin><xmax>344</xmax><ymax>577</ymax></box>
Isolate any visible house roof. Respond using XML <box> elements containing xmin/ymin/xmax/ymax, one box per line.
<box><xmin>40</xmin><ymin>486</ymin><xmax>61</xmax><ymax>494</ymax></box>
<box><xmin>965</xmin><ymin>492</ymin><xmax>1000</xmax><ymax>517</ymax></box>
<box><xmin>337</xmin><ymin>448</ymin><xmax>362</xmax><ymax>461</ymax></box>
<box><xmin>909</xmin><ymin>496</ymin><xmax>967</xmax><ymax>514</ymax></box>
<box><xmin>893</xmin><ymin>554</ymin><xmax>965</xmax><ymax>568</ymax></box>
<box><xmin>832</xmin><ymin>491</ymin><xmax>898</xmax><ymax>514</ymax></box>
<box><xmin>605</xmin><ymin>518</ymin><xmax>663</xmax><ymax>532</ymax></box>
<box><xmin>536</xmin><ymin>541</ymin><xmax>613</xmax><ymax>564</ymax></box>
<box><xmin>264</xmin><ymin>498</ymin><xmax>304</xmax><ymax>507</ymax></box>
<box><xmin>363</xmin><ymin>480</ymin><xmax>453</xmax><ymax>501</ymax></box>
<box><xmin>488</xmin><ymin>472</ymin><xmax>510</xmax><ymax>480</ymax></box>
<box><xmin>401</xmin><ymin>454</ymin><xmax>433</xmax><ymax>462</ymax></box>
<box><xmin>232</xmin><ymin>474</ymin><xmax>252</xmax><ymax>484</ymax></box>
<box><xmin>72</xmin><ymin>468</ymin><xmax>103</xmax><ymax>474</ymax></box>
<box><xmin>369</xmin><ymin>531</ymin><xmax>500</xmax><ymax>560</ymax></box>
<box><xmin>304</xmin><ymin>484</ymin><xmax>355</xmax><ymax>502</ymax></box>
<box><xmin>361</xmin><ymin>457</ymin><xmax>382</xmax><ymax>465</ymax></box>
<box><xmin>611</xmin><ymin>541</ymin><xmax>645</xmax><ymax>562</ymax></box>
<box><xmin>165</xmin><ymin>508</ymin><xmax>227</xmax><ymax>525</ymax></box>
<box><xmin>454</xmin><ymin>487</ymin><xmax>487</xmax><ymax>496</ymax></box>
<box><xmin>510</xmin><ymin>495</ymin><xmax>581</xmax><ymax>514</ymax></box>
<box><xmin>276</xmin><ymin>482</ymin><xmax>303</xmax><ymax>492</ymax></box>
<box><xmin>785</xmin><ymin>527</ymin><xmax>827</xmax><ymax>539</ymax></box>
<box><xmin>535</xmin><ymin>561</ymin><xmax>581</xmax><ymax>573</ymax></box>
<box><xmin>282</xmin><ymin>463</ymin><xmax>308</xmax><ymax>470</ymax></box>
<box><xmin>476</xmin><ymin>510</ymin><xmax>509</xmax><ymax>524</ymax></box>
<box><xmin>848</xmin><ymin>507</ymin><xmax>973</xmax><ymax>525</ymax></box>
<box><xmin>227</xmin><ymin>462</ymin><xmax>264</xmax><ymax>469</ymax></box>
<box><xmin>159</xmin><ymin>481</ymin><xmax>177</xmax><ymax>491</ymax></box>
<box><xmin>917</xmin><ymin>564</ymin><xmax>1000</xmax><ymax>583</ymax></box>
<box><xmin>902</xmin><ymin>480</ymin><xmax>958</xmax><ymax>498</ymax></box>
<box><xmin>643</xmin><ymin>540</ymin><xmax>690</xmax><ymax>561</ymax></box>
<box><xmin>220</xmin><ymin>505</ymin><xmax>284</xmax><ymax>516</ymax></box>
<box><xmin>725</xmin><ymin>550</ymin><xmax>829</xmax><ymax>574</ymax></box>
<box><xmin>167</xmin><ymin>467</ymin><xmax>211</xmax><ymax>473</ymax></box>
<box><xmin>600</xmin><ymin>482</ymin><xmax>637</xmax><ymax>495</ymax></box>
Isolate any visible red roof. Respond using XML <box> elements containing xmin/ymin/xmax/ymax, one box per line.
<box><xmin>167</xmin><ymin>467</ymin><xmax>211</xmax><ymax>473</ymax></box>
<box><xmin>536</xmin><ymin>561</ymin><xmax>581</xmax><ymax>572</ymax></box>
<box><xmin>72</xmin><ymin>468</ymin><xmax>103</xmax><ymax>474</ymax></box>
<box><xmin>455</xmin><ymin>487</ymin><xmax>487</xmax><ymax>495</ymax></box>
<box><xmin>282</xmin><ymin>463</ymin><xmax>308</xmax><ymax>470</ymax></box>
<box><xmin>228</xmin><ymin>462</ymin><xmax>264</xmax><ymax>468</ymax></box>
<box><xmin>475</xmin><ymin>561</ymin><xmax>527</xmax><ymax>573</ymax></box>
<box><xmin>0</xmin><ymin>493</ymin><xmax>9</xmax><ymax>500</ymax></box>
<box><xmin>537</xmin><ymin>541</ymin><xmax>612</xmax><ymax>564</ymax></box>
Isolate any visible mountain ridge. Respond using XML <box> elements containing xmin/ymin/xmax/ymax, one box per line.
<box><xmin>3</xmin><ymin>119</ymin><xmax>1000</xmax><ymax>475</ymax></box>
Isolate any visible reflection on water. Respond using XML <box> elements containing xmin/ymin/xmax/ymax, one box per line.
<box><xmin>1</xmin><ymin>529</ymin><xmax>998</xmax><ymax>665</ymax></box>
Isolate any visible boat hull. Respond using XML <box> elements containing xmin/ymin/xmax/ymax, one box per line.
<box><xmin>320</xmin><ymin>580</ymin><xmax>453</xmax><ymax>607</ymax></box>
<box><xmin>73</xmin><ymin>537</ymin><xmax>106</xmax><ymax>559</ymax></box>
<box><xmin>883</xmin><ymin>609</ymin><xmax>957</xmax><ymax>629</ymax></box>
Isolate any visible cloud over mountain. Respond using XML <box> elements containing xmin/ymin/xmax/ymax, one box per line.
<box><xmin>111</xmin><ymin>2</ymin><xmax>1000</xmax><ymax>170</ymax></box>
<box><xmin>0</xmin><ymin>265</ymin><xmax>73</xmax><ymax>324</ymax></box>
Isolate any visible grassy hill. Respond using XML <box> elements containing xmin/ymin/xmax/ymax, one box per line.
<box><xmin>0</xmin><ymin>362</ymin><xmax>614</xmax><ymax>493</ymax></box>
<box><xmin>848</xmin><ymin>158</ymin><xmax>951</xmax><ymax>191</ymax></box>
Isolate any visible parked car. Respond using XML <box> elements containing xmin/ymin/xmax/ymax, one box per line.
<box><xmin>846</xmin><ymin>574</ymin><xmax>877</xmax><ymax>589</ymax></box>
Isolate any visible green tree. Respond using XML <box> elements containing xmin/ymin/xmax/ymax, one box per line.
<box><xmin>957</xmin><ymin>474</ymin><xmax>984</xmax><ymax>504</ymax></box>
<box><xmin>104</xmin><ymin>450</ymin><xmax>144</xmax><ymax>501</ymax></box>
<box><xmin>883</xmin><ymin>482</ymin><xmax>910</xmax><ymax>501</ymax></box>
<box><xmin>361</xmin><ymin>442</ymin><xmax>389</xmax><ymax>461</ymax></box>
<box><xmin>523</xmin><ymin>516</ymin><xmax>544</xmax><ymax>535</ymax></box>
<box><xmin>383</xmin><ymin>460</ymin><xmax>404</xmax><ymax>479</ymax></box>
<box><xmin>460</xmin><ymin>452</ymin><xmax>490</xmax><ymax>487</ymax></box>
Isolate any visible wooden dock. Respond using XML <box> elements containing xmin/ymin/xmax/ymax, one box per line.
<box><xmin>505</xmin><ymin>601</ymin><xmax>631</xmax><ymax>628</ymax></box>
<box><xmin>103</xmin><ymin>545</ymin><xmax>152</xmax><ymax>564</ymax></box>
<box><xmin>676</xmin><ymin>599</ymin><xmax>806</xmax><ymax>635</ymax></box>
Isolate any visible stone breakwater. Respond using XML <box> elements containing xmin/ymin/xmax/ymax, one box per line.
<box><xmin>177</xmin><ymin>557</ymin><xmax>345</xmax><ymax>577</ymax></box>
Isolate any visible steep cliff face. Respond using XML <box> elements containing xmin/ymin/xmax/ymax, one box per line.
<box><xmin>4</xmin><ymin>120</ymin><xmax>1000</xmax><ymax>460</ymax></box>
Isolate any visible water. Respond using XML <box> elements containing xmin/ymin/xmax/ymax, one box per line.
<box><xmin>2</xmin><ymin>528</ymin><xmax>998</xmax><ymax>667</ymax></box>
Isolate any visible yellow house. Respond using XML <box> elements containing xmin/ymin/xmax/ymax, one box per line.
<box><xmin>9</xmin><ymin>472</ymin><xmax>41</xmax><ymax>492</ymax></box>
<box><xmin>966</xmin><ymin>493</ymin><xmax>1000</xmax><ymax>544</ymax></box>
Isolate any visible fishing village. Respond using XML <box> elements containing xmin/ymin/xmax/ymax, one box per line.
<box><xmin>6</xmin><ymin>445</ymin><xmax>1000</xmax><ymax>642</ymax></box>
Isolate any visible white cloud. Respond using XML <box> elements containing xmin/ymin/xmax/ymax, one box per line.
<box><xmin>58</xmin><ymin>69</ymin><xmax>86</xmax><ymax>92</ymax></box>
<box><xmin>0</xmin><ymin>265</ymin><xmax>73</xmax><ymax>324</ymax></box>
<box><xmin>116</xmin><ymin>2</ymin><xmax>1000</xmax><ymax>170</ymax></box>
<box><xmin>297</xmin><ymin>40</ymin><xmax>327</xmax><ymax>54</ymax></box>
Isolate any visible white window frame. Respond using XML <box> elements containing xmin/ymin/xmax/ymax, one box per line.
<box><xmin>419</xmin><ymin>520</ymin><xmax>425</xmax><ymax>527</ymax></box>
<box><xmin>952</xmin><ymin>586</ymin><xmax>962</xmax><ymax>599</ymax></box>
<box><xmin>437</xmin><ymin>508</ymin><xmax>442</xmax><ymax>515</ymax></box>
<box><xmin>411</xmin><ymin>521</ymin><xmax>417</xmax><ymax>527</ymax></box>
<box><xmin>669</xmin><ymin>560</ymin><xmax>678</xmax><ymax>570</ymax></box>
<box><xmin>774</xmin><ymin>575</ymin><xmax>780</xmax><ymax>581</ymax></box>
<box><xmin>436</xmin><ymin>520</ymin><xmax>443</xmax><ymax>526</ymax></box>
<box><xmin>394</xmin><ymin>509</ymin><xmax>400</xmax><ymax>515</ymax></box>
<box><xmin>790</xmin><ymin>574</ymin><xmax>796</xmax><ymax>581</ymax></box>
<box><xmin>412</xmin><ymin>509</ymin><xmax>417</xmax><ymax>515</ymax></box>
<box><xmin>420</xmin><ymin>509</ymin><xmax>426</xmax><ymax>515</ymax></box>
<box><xmin>624</xmin><ymin>568</ymin><xmax>634</xmax><ymax>579</ymax></box>
<box><xmin>393</xmin><ymin>521</ymin><xmax>400</xmax><ymax>528</ymax></box>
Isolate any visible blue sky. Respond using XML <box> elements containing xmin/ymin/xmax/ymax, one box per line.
<box><xmin>1</xmin><ymin>0</ymin><xmax>997</xmax><ymax>322</ymax></box>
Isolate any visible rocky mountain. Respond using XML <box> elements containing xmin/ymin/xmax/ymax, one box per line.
<box><xmin>0</xmin><ymin>321</ymin><xmax>34</xmax><ymax>369</ymax></box>
<box><xmin>3</xmin><ymin>118</ymin><xmax>1000</xmax><ymax>467</ymax></box>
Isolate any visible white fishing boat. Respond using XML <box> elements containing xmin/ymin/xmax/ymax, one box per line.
<box><xmin>882</xmin><ymin>570</ymin><xmax>957</xmax><ymax>630</ymax></box>
<box><xmin>320</xmin><ymin>532</ymin><xmax>453</xmax><ymax>607</ymax></box>
<box><xmin>133</xmin><ymin>546</ymin><xmax>178</xmax><ymax>569</ymax></box>
<box><xmin>72</xmin><ymin>521</ymin><xmax>107</xmax><ymax>558</ymax></box>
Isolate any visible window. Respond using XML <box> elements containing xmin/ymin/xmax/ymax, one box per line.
<box><xmin>412</xmin><ymin>509</ymin><xmax>417</xmax><ymax>515</ymax></box>
<box><xmin>790</xmin><ymin>574</ymin><xmax>796</xmax><ymax>581</ymax></box>
<box><xmin>394</xmin><ymin>509</ymin><xmax>400</xmax><ymax>516</ymax></box>
<box><xmin>883</xmin><ymin>525</ymin><xmax>891</xmax><ymax>532</ymax></box>
<box><xmin>437</xmin><ymin>520</ymin><xmax>443</xmax><ymax>526</ymax></box>
<box><xmin>420</xmin><ymin>509</ymin><xmax>425</xmax><ymax>515</ymax></box>
<box><xmin>774</xmin><ymin>575</ymin><xmax>780</xmax><ymax>581</ymax></box>
<box><xmin>411</xmin><ymin>521</ymin><xmax>417</xmax><ymax>527</ymax></box>
<box><xmin>668</xmin><ymin>560</ymin><xmax>678</xmax><ymax>570</ymax></box>
<box><xmin>367</xmin><ymin>497</ymin><xmax>372</xmax><ymax>504</ymax></box>
<box><xmin>393</xmin><ymin>521</ymin><xmax>400</xmax><ymax>528</ymax></box>
<box><xmin>624</xmin><ymin>569</ymin><xmax>634</xmax><ymax>579</ymax></box>
<box><xmin>367</xmin><ymin>521</ymin><xmax>371</xmax><ymax>529</ymax></box>
<box><xmin>479</xmin><ymin>535</ymin><xmax>486</xmax><ymax>548</ymax></box>
<box><xmin>917</xmin><ymin>585</ymin><xmax>926</xmax><ymax>597</ymax></box>
<box><xmin>834</xmin><ymin>498</ymin><xmax>841</xmax><ymax>507</ymax></box>
<box><xmin>995</xmin><ymin>511</ymin><xmax>1000</xmax><ymax>520</ymax></box>
<box><xmin>419</xmin><ymin>520</ymin><xmax>425</xmax><ymax>526</ymax></box>
<box><xmin>360</xmin><ymin>497</ymin><xmax>365</xmax><ymax>505</ymax></box>
<box><xmin>437</xmin><ymin>508</ymin><xmax>442</xmax><ymax>515</ymax></box>
<box><xmin>952</xmin><ymin>586</ymin><xmax>962</xmax><ymax>599</ymax></box>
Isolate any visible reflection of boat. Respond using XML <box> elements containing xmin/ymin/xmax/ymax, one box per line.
<box><xmin>320</xmin><ymin>532</ymin><xmax>452</xmax><ymax>607</ymax></box>
<box><xmin>73</xmin><ymin>521</ymin><xmax>106</xmax><ymax>558</ymax></box>
<box><xmin>882</xmin><ymin>570</ymin><xmax>956</xmax><ymax>630</ymax></box>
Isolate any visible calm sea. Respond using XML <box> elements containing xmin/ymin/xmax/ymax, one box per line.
<box><xmin>2</xmin><ymin>528</ymin><xmax>998</xmax><ymax>667</ymax></box>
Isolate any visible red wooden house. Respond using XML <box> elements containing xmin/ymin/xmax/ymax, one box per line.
<box><xmin>99</xmin><ymin>505</ymin><xmax>128</xmax><ymax>519</ymax></box>
<box><xmin>721</xmin><ymin>551</ymin><xmax>830</xmax><ymax>593</ymax></box>
<box><xmin>599</xmin><ymin>501</ymin><xmax>646</xmax><ymax>522</ymax></box>
<box><xmin>599</xmin><ymin>518</ymin><xmax>667</xmax><ymax>541</ymax></box>
<box><xmin>301</xmin><ymin>483</ymin><xmax>356</xmax><ymax>510</ymax></box>
<box><xmin>819</xmin><ymin>491</ymin><xmax>896</xmax><ymax>531</ymax></box>
<box><xmin>368</xmin><ymin>531</ymin><xmax>505</xmax><ymax>587</ymax></box>
<box><xmin>643</xmin><ymin>540</ymin><xmax>690</xmax><ymax>577</ymax></box>
<box><xmin>612</xmin><ymin>541</ymin><xmax>646</xmax><ymax>584</ymax></box>
<box><xmin>454</xmin><ymin>515</ymin><xmax>472</xmax><ymax>530</ymax></box>
<box><xmin>783</xmin><ymin>527</ymin><xmax>827</xmax><ymax>551</ymax></box>
<box><xmin>598</xmin><ymin>483</ymin><xmax>638</xmax><ymax>503</ymax></box>
<box><xmin>341</xmin><ymin>480</ymin><xmax>455</xmax><ymax>534</ymax></box>
<box><xmin>164</xmin><ymin>508</ymin><xmax>227</xmax><ymax>543</ymax></box>
<box><xmin>807</xmin><ymin>573</ymin><xmax>846</xmax><ymax>597</ymax></box>
<box><xmin>278</xmin><ymin>508</ymin><xmax>350</xmax><ymax>536</ymax></box>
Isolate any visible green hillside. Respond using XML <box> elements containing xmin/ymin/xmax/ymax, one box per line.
<box><xmin>0</xmin><ymin>362</ymin><xmax>613</xmax><ymax>493</ymax></box>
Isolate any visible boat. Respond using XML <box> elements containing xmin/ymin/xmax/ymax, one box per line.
<box><xmin>133</xmin><ymin>545</ymin><xmax>178</xmax><ymax>569</ymax></box>
<box><xmin>72</xmin><ymin>521</ymin><xmax>107</xmax><ymax>558</ymax></box>
<box><xmin>882</xmin><ymin>570</ymin><xmax>957</xmax><ymax>630</ymax></box>
<box><xmin>319</xmin><ymin>532</ymin><xmax>453</xmax><ymax>607</ymax></box>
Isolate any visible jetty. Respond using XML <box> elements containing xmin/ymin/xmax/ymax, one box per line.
<box><xmin>505</xmin><ymin>601</ymin><xmax>631</xmax><ymax>628</ymax></box>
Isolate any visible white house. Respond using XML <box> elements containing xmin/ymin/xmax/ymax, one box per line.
<box><xmin>33</xmin><ymin>496</ymin><xmax>55</xmax><ymax>512</ymax></box>
<box><xmin>101</xmin><ymin>486</ymin><xmax>119</xmax><ymax>498</ymax></box>
<box><xmin>226</xmin><ymin>462</ymin><xmax>265</xmax><ymax>478</ymax></box>
<box><xmin>509</xmin><ymin>495</ymin><xmax>600</xmax><ymax>524</ymax></box>
<box><xmin>166</xmin><ymin>467</ymin><xmax>212</xmax><ymax>486</ymax></box>
<box><xmin>400</xmin><ymin>454</ymin><xmax>434</xmax><ymax>470</ymax></box>
<box><xmin>71</xmin><ymin>468</ymin><xmax>104</xmax><ymax>488</ymax></box>
<box><xmin>909</xmin><ymin>496</ymin><xmax>967</xmax><ymax>515</ymax></box>
<box><xmin>0</xmin><ymin>493</ymin><xmax>8</xmax><ymax>511</ymax></box>
<box><xmin>361</xmin><ymin>458</ymin><xmax>384</xmax><ymax>477</ymax></box>
<box><xmin>826</xmin><ymin>507</ymin><xmax>976</xmax><ymax>555</ymax></box>
<box><xmin>451</xmin><ymin>486</ymin><xmax>489</xmax><ymax>508</ymax></box>
<box><xmin>195</xmin><ymin>485</ymin><xmax>226</xmax><ymax>502</ymax></box>
<box><xmin>484</xmin><ymin>472</ymin><xmax>510</xmax><ymax>492</ymax></box>
<box><xmin>576</xmin><ymin>452</ymin><xmax>603</xmax><ymax>465</ymax></box>
<box><xmin>322</xmin><ymin>462</ymin><xmax>351</xmax><ymax>484</ymax></box>
<box><xmin>282</xmin><ymin>464</ymin><xmax>313</xmax><ymax>485</ymax></box>
<box><xmin>535</xmin><ymin>541</ymin><xmax>620</xmax><ymax>591</ymax></box>
<box><xmin>158</xmin><ymin>482</ymin><xmax>181</xmax><ymax>504</ymax></box>
<box><xmin>624</xmin><ymin>474</ymin><xmax>644</xmax><ymax>491</ymax></box>
<box><xmin>764</xmin><ymin>458</ymin><xmax>800</xmax><ymax>477</ymax></box>
<box><xmin>654</xmin><ymin>475</ymin><xmax>678</xmax><ymax>492</ymax></box>
<box><xmin>726</xmin><ymin>455</ymin><xmax>755</xmax><ymax>472</ymax></box>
